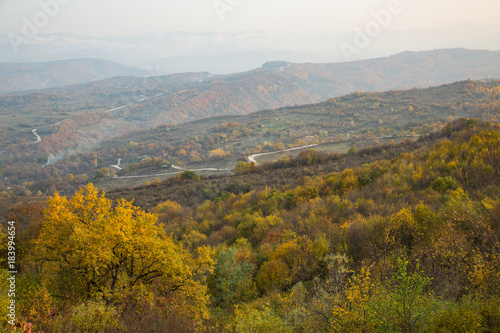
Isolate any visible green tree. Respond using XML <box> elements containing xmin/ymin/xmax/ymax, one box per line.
<box><xmin>370</xmin><ymin>258</ymin><xmax>431</xmax><ymax>333</ymax></box>
<box><xmin>179</xmin><ymin>170</ymin><xmax>200</xmax><ymax>181</ymax></box>
<box><xmin>210</xmin><ymin>245</ymin><xmax>257</xmax><ymax>308</ymax></box>
<box><xmin>234</xmin><ymin>161</ymin><xmax>249</xmax><ymax>174</ymax></box>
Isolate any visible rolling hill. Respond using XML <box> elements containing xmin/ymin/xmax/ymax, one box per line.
<box><xmin>2</xmin><ymin>48</ymin><xmax>499</xmax><ymax>144</ymax></box>
<box><xmin>1</xmin><ymin>49</ymin><xmax>500</xmax><ymax>197</ymax></box>
<box><xmin>0</xmin><ymin>58</ymin><xmax>146</xmax><ymax>94</ymax></box>
<box><xmin>1</xmin><ymin>78</ymin><xmax>499</xmax><ymax>197</ymax></box>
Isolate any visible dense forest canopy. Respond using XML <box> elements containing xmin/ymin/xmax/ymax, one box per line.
<box><xmin>1</xmin><ymin>118</ymin><xmax>500</xmax><ymax>332</ymax></box>
<box><xmin>1</xmin><ymin>63</ymin><xmax>500</xmax><ymax>333</ymax></box>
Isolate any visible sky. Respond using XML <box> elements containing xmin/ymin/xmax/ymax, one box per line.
<box><xmin>0</xmin><ymin>0</ymin><xmax>499</xmax><ymax>37</ymax></box>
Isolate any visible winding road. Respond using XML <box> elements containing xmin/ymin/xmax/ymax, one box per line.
<box><xmin>112</xmin><ymin>144</ymin><xmax>318</xmax><ymax>180</ymax></box>
<box><xmin>105</xmin><ymin>91</ymin><xmax>168</xmax><ymax>113</ymax></box>
<box><xmin>105</xmin><ymin>104</ymin><xmax>133</xmax><ymax>113</ymax></box>
<box><xmin>30</xmin><ymin>90</ymin><xmax>170</xmax><ymax>147</ymax></box>
<box><xmin>50</xmin><ymin>119</ymin><xmax>66</xmax><ymax>127</ymax></box>
<box><xmin>115</xmin><ymin>165</ymin><xmax>230</xmax><ymax>179</ymax></box>
<box><xmin>110</xmin><ymin>158</ymin><xmax>122</xmax><ymax>170</ymax></box>
<box><xmin>115</xmin><ymin>171</ymin><xmax>180</xmax><ymax>179</ymax></box>
<box><xmin>171</xmin><ymin>165</ymin><xmax>231</xmax><ymax>172</ymax></box>
<box><xmin>247</xmin><ymin>144</ymin><xmax>318</xmax><ymax>165</ymax></box>
<box><xmin>32</xmin><ymin>129</ymin><xmax>41</xmax><ymax>143</ymax></box>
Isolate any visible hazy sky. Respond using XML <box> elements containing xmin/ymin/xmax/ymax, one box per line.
<box><xmin>0</xmin><ymin>0</ymin><xmax>499</xmax><ymax>37</ymax></box>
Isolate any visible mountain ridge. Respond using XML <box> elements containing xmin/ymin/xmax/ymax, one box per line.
<box><xmin>0</xmin><ymin>58</ymin><xmax>146</xmax><ymax>94</ymax></box>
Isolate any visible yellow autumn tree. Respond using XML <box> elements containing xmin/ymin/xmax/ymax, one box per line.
<box><xmin>386</xmin><ymin>208</ymin><xmax>419</xmax><ymax>253</ymax></box>
<box><xmin>33</xmin><ymin>183</ymin><xmax>213</xmax><ymax>321</ymax></box>
<box><xmin>209</xmin><ymin>148</ymin><xmax>226</xmax><ymax>158</ymax></box>
<box><xmin>329</xmin><ymin>267</ymin><xmax>375</xmax><ymax>332</ymax></box>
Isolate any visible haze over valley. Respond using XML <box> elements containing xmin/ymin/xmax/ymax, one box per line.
<box><xmin>2</xmin><ymin>22</ymin><xmax>500</xmax><ymax>74</ymax></box>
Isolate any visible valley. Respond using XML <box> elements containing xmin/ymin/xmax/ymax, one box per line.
<box><xmin>2</xmin><ymin>75</ymin><xmax>500</xmax><ymax>197</ymax></box>
<box><xmin>1</xmin><ymin>46</ymin><xmax>500</xmax><ymax>332</ymax></box>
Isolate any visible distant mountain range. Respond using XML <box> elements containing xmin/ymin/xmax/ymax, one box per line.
<box><xmin>1</xmin><ymin>22</ymin><xmax>499</xmax><ymax>74</ymax></box>
<box><xmin>3</xmin><ymin>48</ymin><xmax>500</xmax><ymax>97</ymax></box>
<box><xmin>0</xmin><ymin>59</ymin><xmax>145</xmax><ymax>93</ymax></box>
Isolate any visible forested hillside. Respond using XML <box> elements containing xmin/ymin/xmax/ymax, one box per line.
<box><xmin>1</xmin><ymin>79</ymin><xmax>499</xmax><ymax>198</ymax></box>
<box><xmin>2</xmin><ymin>49</ymin><xmax>499</xmax><ymax>155</ymax></box>
<box><xmin>2</xmin><ymin>119</ymin><xmax>500</xmax><ymax>332</ymax></box>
